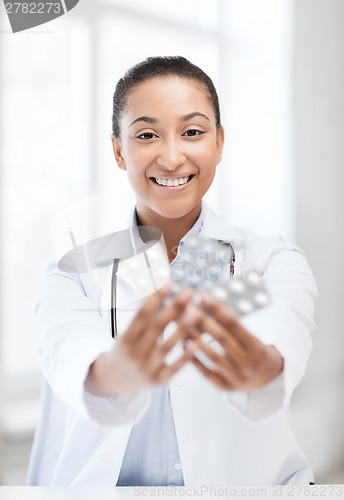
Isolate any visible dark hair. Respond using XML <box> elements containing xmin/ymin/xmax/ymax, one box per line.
<box><xmin>112</xmin><ymin>56</ymin><xmax>221</xmax><ymax>138</ymax></box>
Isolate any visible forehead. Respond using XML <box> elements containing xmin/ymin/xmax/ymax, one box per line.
<box><xmin>122</xmin><ymin>76</ymin><xmax>214</xmax><ymax>121</ymax></box>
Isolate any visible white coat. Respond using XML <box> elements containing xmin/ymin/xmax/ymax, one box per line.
<box><xmin>28</xmin><ymin>202</ymin><xmax>318</xmax><ymax>486</ymax></box>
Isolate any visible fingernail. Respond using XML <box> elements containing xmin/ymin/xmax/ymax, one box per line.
<box><xmin>160</xmin><ymin>282</ymin><xmax>173</xmax><ymax>294</ymax></box>
<box><xmin>199</xmin><ymin>293</ymin><xmax>215</xmax><ymax>307</ymax></box>
<box><xmin>176</xmin><ymin>289</ymin><xmax>193</xmax><ymax>304</ymax></box>
<box><xmin>183</xmin><ymin>340</ymin><xmax>197</xmax><ymax>353</ymax></box>
<box><xmin>181</xmin><ymin>306</ymin><xmax>200</xmax><ymax>325</ymax></box>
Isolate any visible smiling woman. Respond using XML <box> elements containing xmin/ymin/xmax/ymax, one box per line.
<box><xmin>112</xmin><ymin>83</ymin><xmax>223</xmax><ymax>258</ymax></box>
<box><xmin>111</xmin><ymin>58</ymin><xmax>224</xmax><ymax>261</ymax></box>
<box><xmin>28</xmin><ymin>56</ymin><xmax>318</xmax><ymax>487</ymax></box>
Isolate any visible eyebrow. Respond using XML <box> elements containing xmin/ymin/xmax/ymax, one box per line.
<box><xmin>182</xmin><ymin>112</ymin><xmax>210</xmax><ymax>122</ymax></box>
<box><xmin>129</xmin><ymin>116</ymin><xmax>157</xmax><ymax>127</ymax></box>
<box><xmin>129</xmin><ymin>112</ymin><xmax>210</xmax><ymax>128</ymax></box>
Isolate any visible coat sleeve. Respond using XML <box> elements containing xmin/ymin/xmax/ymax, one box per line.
<box><xmin>225</xmin><ymin>237</ymin><xmax>318</xmax><ymax>422</ymax></box>
<box><xmin>35</xmin><ymin>262</ymin><xmax>151</xmax><ymax>426</ymax></box>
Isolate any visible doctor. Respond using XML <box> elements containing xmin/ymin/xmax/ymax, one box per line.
<box><xmin>28</xmin><ymin>56</ymin><xmax>317</xmax><ymax>486</ymax></box>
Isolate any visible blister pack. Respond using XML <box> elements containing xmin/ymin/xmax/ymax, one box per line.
<box><xmin>170</xmin><ymin>236</ymin><xmax>270</xmax><ymax>316</ymax></box>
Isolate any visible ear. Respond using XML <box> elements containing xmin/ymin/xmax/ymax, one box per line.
<box><xmin>111</xmin><ymin>135</ymin><xmax>126</xmax><ymax>171</ymax></box>
<box><xmin>215</xmin><ymin>126</ymin><xmax>225</xmax><ymax>165</ymax></box>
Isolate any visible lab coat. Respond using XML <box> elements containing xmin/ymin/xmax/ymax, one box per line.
<box><xmin>28</xmin><ymin>202</ymin><xmax>318</xmax><ymax>486</ymax></box>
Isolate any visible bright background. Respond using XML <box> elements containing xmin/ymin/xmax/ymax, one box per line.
<box><xmin>0</xmin><ymin>0</ymin><xmax>343</xmax><ymax>485</ymax></box>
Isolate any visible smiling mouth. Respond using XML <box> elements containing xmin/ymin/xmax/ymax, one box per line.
<box><xmin>150</xmin><ymin>174</ymin><xmax>195</xmax><ymax>187</ymax></box>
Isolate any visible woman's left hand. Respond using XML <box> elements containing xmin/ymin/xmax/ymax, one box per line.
<box><xmin>180</xmin><ymin>294</ymin><xmax>284</xmax><ymax>391</ymax></box>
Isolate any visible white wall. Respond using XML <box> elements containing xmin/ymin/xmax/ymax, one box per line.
<box><xmin>290</xmin><ymin>0</ymin><xmax>344</xmax><ymax>482</ymax></box>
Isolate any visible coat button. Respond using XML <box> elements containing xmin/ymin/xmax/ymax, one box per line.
<box><xmin>185</xmin><ymin>441</ymin><xmax>199</xmax><ymax>456</ymax></box>
<box><xmin>174</xmin><ymin>462</ymin><xmax>182</xmax><ymax>471</ymax></box>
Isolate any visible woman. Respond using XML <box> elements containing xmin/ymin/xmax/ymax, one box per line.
<box><xmin>28</xmin><ymin>56</ymin><xmax>317</xmax><ymax>486</ymax></box>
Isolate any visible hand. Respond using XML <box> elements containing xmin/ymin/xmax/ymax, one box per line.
<box><xmin>85</xmin><ymin>284</ymin><xmax>194</xmax><ymax>397</ymax></box>
<box><xmin>181</xmin><ymin>294</ymin><xmax>284</xmax><ymax>391</ymax></box>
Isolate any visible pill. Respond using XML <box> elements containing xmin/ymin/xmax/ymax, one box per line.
<box><xmin>237</xmin><ymin>299</ymin><xmax>254</xmax><ymax>314</ymax></box>
<box><xmin>228</xmin><ymin>280</ymin><xmax>246</xmax><ymax>294</ymax></box>
<box><xmin>201</xmin><ymin>279</ymin><xmax>214</xmax><ymax>291</ymax></box>
<box><xmin>254</xmin><ymin>291</ymin><xmax>269</xmax><ymax>306</ymax></box>
<box><xmin>246</xmin><ymin>271</ymin><xmax>262</xmax><ymax>286</ymax></box>
<box><xmin>212</xmin><ymin>286</ymin><xmax>229</xmax><ymax>302</ymax></box>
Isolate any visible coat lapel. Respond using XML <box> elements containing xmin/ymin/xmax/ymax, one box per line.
<box><xmin>200</xmin><ymin>202</ymin><xmax>245</xmax><ymax>247</ymax></box>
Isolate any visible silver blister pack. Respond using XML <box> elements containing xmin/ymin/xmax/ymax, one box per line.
<box><xmin>170</xmin><ymin>236</ymin><xmax>270</xmax><ymax>316</ymax></box>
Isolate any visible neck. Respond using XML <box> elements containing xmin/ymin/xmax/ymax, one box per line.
<box><xmin>136</xmin><ymin>204</ymin><xmax>202</xmax><ymax>262</ymax></box>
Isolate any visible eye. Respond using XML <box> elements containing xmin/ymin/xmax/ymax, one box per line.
<box><xmin>183</xmin><ymin>129</ymin><xmax>204</xmax><ymax>137</ymax></box>
<box><xmin>136</xmin><ymin>132</ymin><xmax>158</xmax><ymax>140</ymax></box>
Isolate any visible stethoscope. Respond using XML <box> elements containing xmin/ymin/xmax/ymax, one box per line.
<box><xmin>111</xmin><ymin>240</ymin><xmax>235</xmax><ymax>339</ymax></box>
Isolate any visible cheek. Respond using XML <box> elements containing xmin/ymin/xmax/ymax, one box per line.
<box><xmin>125</xmin><ymin>149</ymin><xmax>149</xmax><ymax>178</ymax></box>
<box><xmin>131</xmin><ymin>145</ymin><xmax>154</xmax><ymax>168</ymax></box>
<box><xmin>193</xmin><ymin>138</ymin><xmax>218</xmax><ymax>167</ymax></box>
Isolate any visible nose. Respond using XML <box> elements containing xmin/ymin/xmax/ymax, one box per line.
<box><xmin>156</xmin><ymin>139</ymin><xmax>186</xmax><ymax>170</ymax></box>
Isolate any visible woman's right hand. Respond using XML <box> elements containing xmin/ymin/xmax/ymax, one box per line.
<box><xmin>85</xmin><ymin>284</ymin><xmax>194</xmax><ymax>397</ymax></box>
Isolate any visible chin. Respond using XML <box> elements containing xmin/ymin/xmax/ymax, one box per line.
<box><xmin>156</xmin><ymin>204</ymin><xmax>200</xmax><ymax>220</ymax></box>
<box><xmin>156</xmin><ymin>209</ymin><xmax>187</xmax><ymax>220</ymax></box>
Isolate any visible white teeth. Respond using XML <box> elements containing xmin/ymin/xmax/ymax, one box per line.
<box><xmin>154</xmin><ymin>176</ymin><xmax>190</xmax><ymax>186</ymax></box>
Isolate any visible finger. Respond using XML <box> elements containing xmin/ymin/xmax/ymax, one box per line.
<box><xmin>183</xmin><ymin>307</ymin><xmax>245</xmax><ymax>364</ymax></box>
<box><xmin>153</xmin><ymin>351</ymin><xmax>192</xmax><ymax>385</ymax></box>
<box><xmin>179</xmin><ymin>323</ymin><xmax>204</xmax><ymax>342</ymax></box>
<box><xmin>191</xmin><ymin>355</ymin><xmax>233</xmax><ymax>390</ymax></box>
<box><xmin>157</xmin><ymin>325</ymin><xmax>190</xmax><ymax>359</ymax></box>
<box><xmin>123</xmin><ymin>283</ymin><xmax>173</xmax><ymax>343</ymax></box>
<box><xmin>180</xmin><ymin>306</ymin><xmax>263</xmax><ymax>383</ymax></box>
<box><xmin>192</xmin><ymin>334</ymin><xmax>274</xmax><ymax>389</ymax></box>
<box><xmin>123</xmin><ymin>287</ymin><xmax>191</xmax><ymax>346</ymax></box>
<box><xmin>190</xmin><ymin>337</ymin><xmax>241</xmax><ymax>385</ymax></box>
<box><xmin>199</xmin><ymin>294</ymin><xmax>263</xmax><ymax>351</ymax></box>
<box><xmin>191</xmin><ymin>306</ymin><xmax>271</xmax><ymax>382</ymax></box>
<box><xmin>135</xmin><ymin>293</ymin><xmax>193</xmax><ymax>358</ymax></box>
<box><xmin>142</xmin><ymin>325</ymin><xmax>188</xmax><ymax>375</ymax></box>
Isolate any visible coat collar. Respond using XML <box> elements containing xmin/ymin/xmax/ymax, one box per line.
<box><xmin>200</xmin><ymin>201</ymin><xmax>245</xmax><ymax>248</ymax></box>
